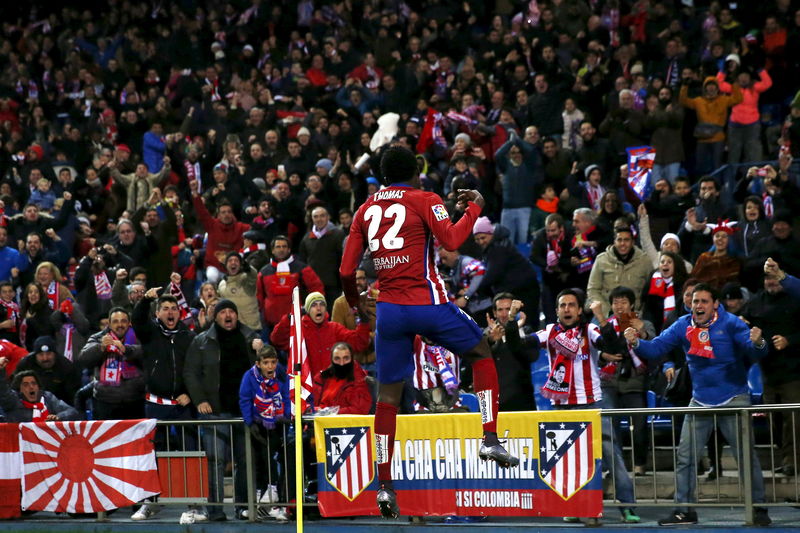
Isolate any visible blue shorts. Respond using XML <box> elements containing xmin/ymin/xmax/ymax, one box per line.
<box><xmin>375</xmin><ymin>301</ymin><xmax>483</xmax><ymax>384</ymax></box>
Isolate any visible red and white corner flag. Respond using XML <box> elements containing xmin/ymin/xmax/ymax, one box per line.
<box><xmin>289</xmin><ymin>286</ymin><xmax>312</xmax><ymax>416</ymax></box>
<box><xmin>0</xmin><ymin>423</ymin><xmax>21</xmax><ymax>519</ymax></box>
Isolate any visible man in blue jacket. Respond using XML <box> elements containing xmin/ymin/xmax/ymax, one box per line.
<box><xmin>623</xmin><ymin>283</ymin><xmax>770</xmax><ymax>526</ymax></box>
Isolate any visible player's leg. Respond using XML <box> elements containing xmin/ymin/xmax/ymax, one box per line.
<box><xmin>373</xmin><ymin>302</ymin><xmax>416</xmax><ymax>518</ymax></box>
<box><xmin>424</xmin><ymin>303</ymin><xmax>519</xmax><ymax>467</ymax></box>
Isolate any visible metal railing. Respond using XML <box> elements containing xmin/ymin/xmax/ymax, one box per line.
<box><xmin>602</xmin><ymin>403</ymin><xmax>800</xmax><ymax>525</ymax></box>
<box><xmin>95</xmin><ymin>403</ymin><xmax>800</xmax><ymax>524</ymax></box>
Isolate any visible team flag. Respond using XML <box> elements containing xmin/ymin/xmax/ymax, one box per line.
<box><xmin>289</xmin><ymin>286</ymin><xmax>312</xmax><ymax>416</ymax></box>
<box><xmin>626</xmin><ymin>145</ymin><xmax>656</xmax><ymax>201</ymax></box>
<box><xmin>0</xmin><ymin>423</ymin><xmax>21</xmax><ymax>519</ymax></box>
<box><xmin>19</xmin><ymin>419</ymin><xmax>160</xmax><ymax>513</ymax></box>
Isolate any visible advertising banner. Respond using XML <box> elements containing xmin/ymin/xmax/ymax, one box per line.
<box><xmin>314</xmin><ymin>410</ymin><xmax>602</xmax><ymax>517</ymax></box>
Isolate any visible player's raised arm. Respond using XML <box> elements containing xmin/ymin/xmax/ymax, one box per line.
<box><xmin>340</xmin><ymin>210</ymin><xmax>366</xmax><ymax>308</ymax></box>
<box><xmin>425</xmin><ymin>189</ymin><xmax>484</xmax><ymax>251</ymax></box>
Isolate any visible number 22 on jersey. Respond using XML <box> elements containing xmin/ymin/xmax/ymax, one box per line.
<box><xmin>363</xmin><ymin>204</ymin><xmax>406</xmax><ymax>251</ymax></box>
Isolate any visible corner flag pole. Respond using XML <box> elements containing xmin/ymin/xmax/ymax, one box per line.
<box><xmin>291</xmin><ymin>286</ymin><xmax>304</xmax><ymax>532</ymax></box>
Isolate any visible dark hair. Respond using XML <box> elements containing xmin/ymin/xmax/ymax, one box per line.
<box><xmin>614</xmin><ymin>225</ymin><xmax>634</xmax><ymax>238</ymax></box>
<box><xmin>492</xmin><ymin>292</ymin><xmax>515</xmax><ymax>308</ymax></box>
<box><xmin>270</xmin><ymin>235</ymin><xmax>290</xmax><ymax>249</ymax></box>
<box><xmin>698</xmin><ymin>176</ymin><xmax>720</xmax><ymax>190</ymax></box>
<box><xmin>660</xmin><ymin>251</ymin><xmax>689</xmax><ymax>289</ymax></box>
<box><xmin>157</xmin><ymin>294</ymin><xmax>178</xmax><ymax>308</ymax></box>
<box><xmin>12</xmin><ymin>370</ymin><xmax>41</xmax><ymax>391</ymax></box>
<box><xmin>129</xmin><ymin>266</ymin><xmax>147</xmax><ymax>281</ymax></box>
<box><xmin>21</xmin><ymin>282</ymin><xmax>47</xmax><ymax>316</ymax></box>
<box><xmin>380</xmin><ymin>145</ymin><xmax>417</xmax><ymax>185</ymax></box>
<box><xmin>556</xmin><ymin>288</ymin><xmax>585</xmax><ymax>310</ymax></box>
<box><xmin>0</xmin><ymin>281</ymin><xmax>13</xmax><ymax>292</ymax></box>
<box><xmin>108</xmin><ymin>306</ymin><xmax>131</xmax><ymax>320</ymax></box>
<box><xmin>691</xmin><ymin>282</ymin><xmax>719</xmax><ymax>301</ymax></box>
<box><xmin>608</xmin><ymin>286</ymin><xmax>636</xmax><ymax>307</ymax></box>
<box><xmin>675</xmin><ymin>175</ymin><xmax>691</xmax><ymax>187</ymax></box>
<box><xmin>742</xmin><ymin>195</ymin><xmax>765</xmax><ymax>220</ymax></box>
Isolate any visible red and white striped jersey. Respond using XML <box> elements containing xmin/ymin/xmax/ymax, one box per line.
<box><xmin>535</xmin><ymin>323</ymin><xmax>603</xmax><ymax>406</ymax></box>
<box><xmin>340</xmin><ymin>185</ymin><xmax>481</xmax><ymax>306</ymax></box>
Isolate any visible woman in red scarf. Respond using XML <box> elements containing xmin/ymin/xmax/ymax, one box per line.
<box><xmin>644</xmin><ymin>251</ymin><xmax>688</xmax><ymax>333</ymax></box>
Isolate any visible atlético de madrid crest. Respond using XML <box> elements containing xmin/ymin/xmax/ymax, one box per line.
<box><xmin>324</xmin><ymin>426</ymin><xmax>375</xmax><ymax>501</ymax></box>
<box><xmin>538</xmin><ymin>421</ymin><xmax>595</xmax><ymax>500</ymax></box>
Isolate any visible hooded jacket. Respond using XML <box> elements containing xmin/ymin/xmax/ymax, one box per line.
<box><xmin>679</xmin><ymin>78</ymin><xmax>742</xmax><ymax>143</ymax></box>
<box><xmin>312</xmin><ymin>360</ymin><xmax>372</xmax><ymax>415</ymax></box>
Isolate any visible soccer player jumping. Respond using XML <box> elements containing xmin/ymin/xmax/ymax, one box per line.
<box><xmin>340</xmin><ymin>145</ymin><xmax>519</xmax><ymax>518</ymax></box>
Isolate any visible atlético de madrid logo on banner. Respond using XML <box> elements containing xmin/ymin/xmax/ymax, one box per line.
<box><xmin>538</xmin><ymin>421</ymin><xmax>595</xmax><ymax>500</ymax></box>
<box><xmin>324</xmin><ymin>426</ymin><xmax>375</xmax><ymax>501</ymax></box>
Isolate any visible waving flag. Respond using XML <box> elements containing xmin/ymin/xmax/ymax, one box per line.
<box><xmin>626</xmin><ymin>146</ymin><xmax>656</xmax><ymax>201</ymax></box>
<box><xmin>20</xmin><ymin>419</ymin><xmax>160</xmax><ymax>513</ymax></box>
<box><xmin>0</xmin><ymin>424</ymin><xmax>20</xmax><ymax>519</ymax></box>
<box><xmin>289</xmin><ymin>286</ymin><xmax>312</xmax><ymax>416</ymax></box>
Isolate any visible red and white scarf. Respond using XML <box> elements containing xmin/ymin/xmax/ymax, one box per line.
<box><xmin>1</xmin><ymin>299</ymin><xmax>19</xmax><ymax>333</ymax></box>
<box><xmin>546</xmin><ymin>228</ymin><xmax>564</xmax><ymax>272</ymax></box>
<box><xmin>686</xmin><ymin>312</ymin><xmax>718</xmax><ymax>359</ymax></box>
<box><xmin>94</xmin><ymin>271</ymin><xmax>113</xmax><ymax>300</ymax></box>
<box><xmin>541</xmin><ymin>324</ymin><xmax>587</xmax><ymax>400</ymax></box>
<box><xmin>240</xmin><ymin>243</ymin><xmax>267</xmax><ymax>256</ymax></box>
<box><xmin>45</xmin><ymin>281</ymin><xmax>59</xmax><ymax>310</ymax></box>
<box><xmin>270</xmin><ymin>256</ymin><xmax>294</xmax><ymax>273</ymax></box>
<box><xmin>763</xmin><ymin>192</ymin><xmax>774</xmax><ymax>219</ymax></box>
<box><xmin>205</xmin><ymin>77</ymin><xmax>221</xmax><ymax>101</ymax></box>
<box><xmin>169</xmin><ymin>280</ymin><xmax>194</xmax><ymax>328</ymax></box>
<box><xmin>184</xmin><ymin>158</ymin><xmax>201</xmax><ymax>188</ymax></box>
<box><xmin>21</xmin><ymin>398</ymin><xmax>49</xmax><ymax>421</ymax></box>
<box><xmin>648</xmin><ymin>272</ymin><xmax>675</xmax><ymax>320</ymax></box>
<box><xmin>586</xmin><ymin>183</ymin><xmax>604</xmax><ymax>211</ymax></box>
<box><xmin>599</xmin><ymin>316</ymin><xmax>645</xmax><ymax>380</ymax></box>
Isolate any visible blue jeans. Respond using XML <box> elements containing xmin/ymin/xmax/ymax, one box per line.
<box><xmin>554</xmin><ymin>400</ymin><xmax>635</xmax><ymax>505</ymax></box>
<box><xmin>727</xmin><ymin>122</ymin><xmax>761</xmax><ymax>164</ymax></box>
<box><xmin>500</xmin><ymin>207</ymin><xmax>532</xmax><ymax>245</ymax></box>
<box><xmin>145</xmin><ymin>401</ymin><xmax>197</xmax><ymax>452</ymax></box>
<box><xmin>674</xmin><ymin>394</ymin><xmax>765</xmax><ymax>510</ymax></box>
<box><xmin>696</xmin><ymin>141</ymin><xmax>724</xmax><ymax>175</ymax></box>
<box><xmin>200</xmin><ymin>413</ymin><xmax>248</xmax><ymax>516</ymax></box>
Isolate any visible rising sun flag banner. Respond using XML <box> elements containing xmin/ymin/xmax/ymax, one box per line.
<box><xmin>314</xmin><ymin>410</ymin><xmax>602</xmax><ymax>517</ymax></box>
<box><xmin>626</xmin><ymin>145</ymin><xmax>656</xmax><ymax>201</ymax></box>
<box><xmin>19</xmin><ymin>419</ymin><xmax>161</xmax><ymax>513</ymax></box>
<box><xmin>0</xmin><ymin>423</ymin><xmax>21</xmax><ymax>519</ymax></box>
<box><xmin>289</xmin><ymin>286</ymin><xmax>312</xmax><ymax>416</ymax></box>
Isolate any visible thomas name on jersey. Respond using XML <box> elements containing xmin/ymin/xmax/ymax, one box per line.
<box><xmin>373</xmin><ymin>189</ymin><xmax>406</xmax><ymax>201</ymax></box>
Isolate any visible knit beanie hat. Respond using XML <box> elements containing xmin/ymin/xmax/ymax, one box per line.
<box><xmin>214</xmin><ymin>299</ymin><xmax>238</xmax><ymax>319</ymax></box>
<box><xmin>472</xmin><ymin>216</ymin><xmax>495</xmax><ymax>235</ymax></box>
<box><xmin>660</xmin><ymin>233</ymin><xmax>681</xmax><ymax>248</ymax></box>
<box><xmin>304</xmin><ymin>292</ymin><xmax>326</xmax><ymax>313</ymax></box>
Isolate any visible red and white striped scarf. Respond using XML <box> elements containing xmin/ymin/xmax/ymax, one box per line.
<box><xmin>1</xmin><ymin>299</ymin><xmax>19</xmax><ymax>333</ymax></box>
<box><xmin>541</xmin><ymin>324</ymin><xmax>587</xmax><ymax>400</ymax></box>
<box><xmin>94</xmin><ymin>271</ymin><xmax>112</xmax><ymax>300</ymax></box>
<box><xmin>648</xmin><ymin>272</ymin><xmax>675</xmax><ymax>320</ymax></box>
<box><xmin>21</xmin><ymin>398</ymin><xmax>49</xmax><ymax>421</ymax></box>
<box><xmin>169</xmin><ymin>280</ymin><xmax>194</xmax><ymax>328</ymax></box>
<box><xmin>45</xmin><ymin>281</ymin><xmax>59</xmax><ymax>310</ymax></box>
<box><xmin>240</xmin><ymin>243</ymin><xmax>266</xmax><ymax>256</ymax></box>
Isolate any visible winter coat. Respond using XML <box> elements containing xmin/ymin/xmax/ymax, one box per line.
<box><xmin>679</xmin><ymin>78</ymin><xmax>742</xmax><ymax>143</ymax></box>
<box><xmin>239</xmin><ymin>363</ymin><xmax>290</xmax><ymax>426</ymax></box>
<box><xmin>132</xmin><ymin>296</ymin><xmax>196</xmax><ymax>400</ymax></box>
<box><xmin>256</xmin><ymin>256</ymin><xmax>325</xmax><ymax>328</ymax></box>
<box><xmin>270</xmin><ymin>313</ymin><xmax>371</xmax><ymax>378</ymax></box>
<box><xmin>586</xmin><ymin>245</ymin><xmax>653</xmax><ymax>316</ymax></box>
<box><xmin>183</xmin><ymin>323</ymin><xmax>259</xmax><ymax>415</ymax></box>
<box><xmin>78</xmin><ymin>328</ymin><xmax>145</xmax><ymax>404</ymax></box>
<box><xmin>312</xmin><ymin>361</ymin><xmax>372</xmax><ymax>415</ymax></box>
<box><xmin>218</xmin><ymin>268</ymin><xmax>261</xmax><ymax>331</ymax></box>
<box><xmin>0</xmin><ymin>371</ymin><xmax>80</xmax><ymax>422</ymax></box>
<box><xmin>110</xmin><ymin>164</ymin><xmax>170</xmax><ymax>212</ymax></box>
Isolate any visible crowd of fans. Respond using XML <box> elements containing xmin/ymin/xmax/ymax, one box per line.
<box><xmin>1</xmin><ymin>0</ymin><xmax>800</xmax><ymax>524</ymax></box>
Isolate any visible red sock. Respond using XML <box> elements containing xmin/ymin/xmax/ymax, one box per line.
<box><xmin>472</xmin><ymin>358</ymin><xmax>499</xmax><ymax>434</ymax></box>
<box><xmin>374</xmin><ymin>402</ymin><xmax>399</xmax><ymax>482</ymax></box>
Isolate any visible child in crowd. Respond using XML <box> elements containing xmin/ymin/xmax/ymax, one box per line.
<box><xmin>239</xmin><ymin>345</ymin><xmax>290</xmax><ymax>522</ymax></box>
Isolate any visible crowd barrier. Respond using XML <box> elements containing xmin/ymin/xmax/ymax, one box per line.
<box><xmin>36</xmin><ymin>403</ymin><xmax>799</xmax><ymax>524</ymax></box>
